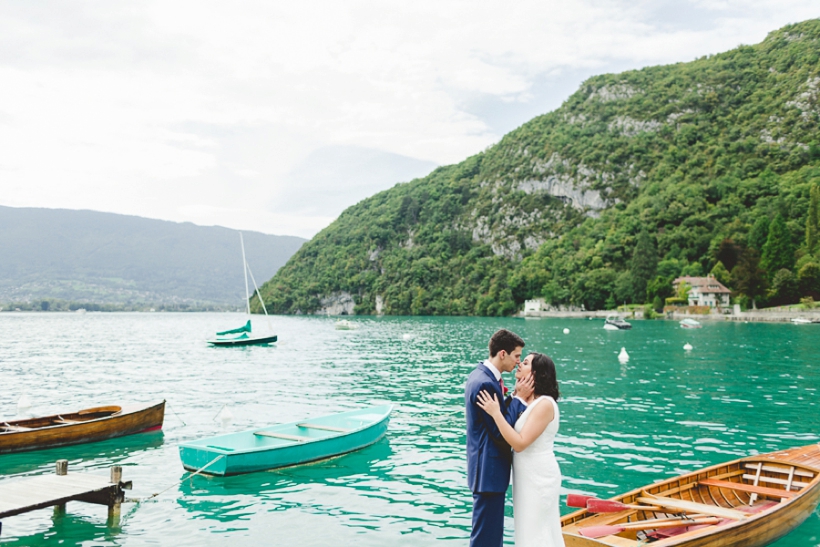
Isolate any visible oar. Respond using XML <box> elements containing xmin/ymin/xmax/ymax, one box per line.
<box><xmin>587</xmin><ymin>498</ymin><xmax>661</xmax><ymax>513</ymax></box>
<box><xmin>578</xmin><ymin>516</ymin><xmax>720</xmax><ymax>539</ymax></box>
<box><xmin>567</xmin><ymin>494</ymin><xmax>659</xmax><ymax>512</ymax></box>
<box><xmin>567</xmin><ymin>494</ymin><xmax>597</xmax><ymax>508</ymax></box>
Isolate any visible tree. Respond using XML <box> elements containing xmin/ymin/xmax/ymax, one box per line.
<box><xmin>572</xmin><ymin>268</ymin><xmax>617</xmax><ymax>310</ymax></box>
<box><xmin>657</xmin><ymin>258</ymin><xmax>684</xmax><ymax>279</ymax></box>
<box><xmin>675</xmin><ymin>280</ymin><xmax>692</xmax><ymax>300</ymax></box>
<box><xmin>769</xmin><ymin>269</ymin><xmax>799</xmax><ymax>307</ymax></box>
<box><xmin>710</xmin><ymin>261</ymin><xmax>731</xmax><ymax>287</ymax></box>
<box><xmin>761</xmin><ymin>213</ymin><xmax>794</xmax><ymax>276</ymax></box>
<box><xmin>715</xmin><ymin>240</ymin><xmax>742</xmax><ymax>272</ymax></box>
<box><xmin>748</xmin><ymin>216</ymin><xmax>770</xmax><ymax>252</ymax></box>
<box><xmin>681</xmin><ymin>262</ymin><xmax>704</xmax><ymax>276</ymax></box>
<box><xmin>630</xmin><ymin>229</ymin><xmax>658</xmax><ymax>304</ymax></box>
<box><xmin>798</xmin><ymin>262</ymin><xmax>820</xmax><ymax>300</ymax></box>
<box><xmin>614</xmin><ymin>271</ymin><xmax>634</xmax><ymax>305</ymax></box>
<box><xmin>807</xmin><ymin>184</ymin><xmax>819</xmax><ymax>256</ymax></box>
<box><xmin>647</xmin><ymin>275</ymin><xmax>673</xmax><ymax>312</ymax></box>
<box><xmin>732</xmin><ymin>248</ymin><xmax>767</xmax><ymax>309</ymax></box>
<box><xmin>647</xmin><ymin>275</ymin><xmax>673</xmax><ymax>301</ymax></box>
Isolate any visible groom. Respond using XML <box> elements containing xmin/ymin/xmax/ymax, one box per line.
<box><xmin>465</xmin><ymin>329</ymin><xmax>533</xmax><ymax>547</ymax></box>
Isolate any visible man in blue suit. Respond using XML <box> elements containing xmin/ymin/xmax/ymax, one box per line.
<box><xmin>465</xmin><ymin>329</ymin><xmax>533</xmax><ymax>547</ymax></box>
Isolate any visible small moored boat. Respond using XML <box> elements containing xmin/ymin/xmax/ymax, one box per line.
<box><xmin>335</xmin><ymin>319</ymin><xmax>357</xmax><ymax>330</ymax></box>
<box><xmin>208</xmin><ymin>233</ymin><xmax>277</xmax><ymax>347</ymax></box>
<box><xmin>679</xmin><ymin>318</ymin><xmax>702</xmax><ymax>329</ymax></box>
<box><xmin>791</xmin><ymin>318</ymin><xmax>814</xmax><ymax>325</ymax></box>
<box><xmin>0</xmin><ymin>401</ymin><xmax>165</xmax><ymax>454</ymax></box>
<box><xmin>208</xmin><ymin>320</ymin><xmax>278</xmax><ymax>347</ymax></box>
<box><xmin>561</xmin><ymin>443</ymin><xmax>820</xmax><ymax>546</ymax></box>
<box><xmin>605</xmin><ymin>315</ymin><xmax>632</xmax><ymax>330</ymax></box>
<box><xmin>178</xmin><ymin>404</ymin><xmax>392</xmax><ymax>476</ymax></box>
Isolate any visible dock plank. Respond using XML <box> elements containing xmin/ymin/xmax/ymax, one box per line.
<box><xmin>0</xmin><ymin>472</ymin><xmax>119</xmax><ymax>519</ymax></box>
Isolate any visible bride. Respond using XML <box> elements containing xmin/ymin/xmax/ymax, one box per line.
<box><xmin>476</xmin><ymin>352</ymin><xmax>564</xmax><ymax>547</ymax></box>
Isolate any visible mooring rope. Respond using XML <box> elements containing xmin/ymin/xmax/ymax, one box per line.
<box><xmin>124</xmin><ymin>454</ymin><xmax>225</xmax><ymax>506</ymax></box>
<box><xmin>165</xmin><ymin>401</ymin><xmax>187</xmax><ymax>427</ymax></box>
<box><xmin>212</xmin><ymin>404</ymin><xmax>227</xmax><ymax>422</ymax></box>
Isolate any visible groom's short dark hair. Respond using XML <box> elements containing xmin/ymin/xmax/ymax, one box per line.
<box><xmin>489</xmin><ymin>329</ymin><xmax>525</xmax><ymax>357</ymax></box>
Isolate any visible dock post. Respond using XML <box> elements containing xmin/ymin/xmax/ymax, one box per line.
<box><xmin>110</xmin><ymin>466</ymin><xmax>122</xmax><ymax>484</ymax></box>
<box><xmin>54</xmin><ymin>460</ymin><xmax>69</xmax><ymax>515</ymax></box>
<box><xmin>55</xmin><ymin>460</ymin><xmax>68</xmax><ymax>476</ymax></box>
<box><xmin>107</xmin><ymin>466</ymin><xmax>123</xmax><ymax>527</ymax></box>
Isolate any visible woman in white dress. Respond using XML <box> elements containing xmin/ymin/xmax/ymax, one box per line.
<box><xmin>476</xmin><ymin>352</ymin><xmax>564</xmax><ymax>547</ymax></box>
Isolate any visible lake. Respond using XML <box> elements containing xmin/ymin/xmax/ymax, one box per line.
<box><xmin>1</xmin><ymin>313</ymin><xmax>818</xmax><ymax>546</ymax></box>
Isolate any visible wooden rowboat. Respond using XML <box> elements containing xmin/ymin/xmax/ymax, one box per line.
<box><xmin>0</xmin><ymin>401</ymin><xmax>165</xmax><ymax>455</ymax></box>
<box><xmin>178</xmin><ymin>404</ymin><xmax>392</xmax><ymax>476</ymax></box>
<box><xmin>561</xmin><ymin>443</ymin><xmax>820</xmax><ymax>546</ymax></box>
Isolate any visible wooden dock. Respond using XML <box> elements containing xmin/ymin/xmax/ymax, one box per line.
<box><xmin>0</xmin><ymin>460</ymin><xmax>131</xmax><ymax>536</ymax></box>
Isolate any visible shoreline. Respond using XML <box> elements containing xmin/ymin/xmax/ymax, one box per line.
<box><xmin>518</xmin><ymin>309</ymin><xmax>820</xmax><ymax>324</ymax></box>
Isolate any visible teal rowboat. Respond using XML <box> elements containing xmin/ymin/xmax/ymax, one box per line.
<box><xmin>178</xmin><ymin>404</ymin><xmax>392</xmax><ymax>476</ymax></box>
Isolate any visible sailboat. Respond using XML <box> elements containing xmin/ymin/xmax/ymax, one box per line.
<box><xmin>208</xmin><ymin>233</ymin><xmax>278</xmax><ymax>347</ymax></box>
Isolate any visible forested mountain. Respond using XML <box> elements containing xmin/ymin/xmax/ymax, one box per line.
<box><xmin>256</xmin><ymin>20</ymin><xmax>820</xmax><ymax>316</ymax></box>
<box><xmin>0</xmin><ymin>207</ymin><xmax>304</xmax><ymax>308</ymax></box>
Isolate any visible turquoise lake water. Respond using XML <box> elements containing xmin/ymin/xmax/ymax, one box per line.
<box><xmin>1</xmin><ymin>313</ymin><xmax>819</xmax><ymax>546</ymax></box>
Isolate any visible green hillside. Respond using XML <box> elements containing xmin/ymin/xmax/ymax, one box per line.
<box><xmin>256</xmin><ymin>20</ymin><xmax>820</xmax><ymax>316</ymax></box>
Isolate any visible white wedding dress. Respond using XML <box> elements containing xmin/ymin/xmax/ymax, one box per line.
<box><xmin>512</xmin><ymin>396</ymin><xmax>565</xmax><ymax>547</ymax></box>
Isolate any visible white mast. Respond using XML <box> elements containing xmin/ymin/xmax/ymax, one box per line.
<box><xmin>240</xmin><ymin>232</ymin><xmax>251</xmax><ymax>316</ymax></box>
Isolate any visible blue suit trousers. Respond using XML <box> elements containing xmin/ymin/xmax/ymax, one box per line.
<box><xmin>470</xmin><ymin>492</ymin><xmax>505</xmax><ymax>547</ymax></box>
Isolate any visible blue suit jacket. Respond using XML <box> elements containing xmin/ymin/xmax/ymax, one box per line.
<box><xmin>465</xmin><ymin>363</ymin><xmax>527</xmax><ymax>493</ymax></box>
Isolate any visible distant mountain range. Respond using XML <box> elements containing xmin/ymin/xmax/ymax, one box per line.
<box><xmin>0</xmin><ymin>206</ymin><xmax>305</xmax><ymax>308</ymax></box>
<box><xmin>256</xmin><ymin>19</ymin><xmax>820</xmax><ymax>316</ymax></box>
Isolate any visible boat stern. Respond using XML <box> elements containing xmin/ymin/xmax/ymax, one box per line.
<box><xmin>178</xmin><ymin>444</ymin><xmax>232</xmax><ymax>476</ymax></box>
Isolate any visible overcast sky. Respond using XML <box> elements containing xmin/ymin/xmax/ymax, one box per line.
<box><xmin>0</xmin><ymin>2</ymin><xmax>817</xmax><ymax>238</ymax></box>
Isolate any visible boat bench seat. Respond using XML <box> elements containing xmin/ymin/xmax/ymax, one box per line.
<box><xmin>254</xmin><ymin>431</ymin><xmax>311</xmax><ymax>442</ymax></box>
<box><xmin>699</xmin><ymin>478</ymin><xmax>797</xmax><ymax>499</ymax></box>
<box><xmin>637</xmin><ymin>496</ymin><xmax>748</xmax><ymax>520</ymax></box>
<box><xmin>2</xmin><ymin>424</ymin><xmax>31</xmax><ymax>432</ymax></box>
<box><xmin>297</xmin><ymin>423</ymin><xmax>350</xmax><ymax>433</ymax></box>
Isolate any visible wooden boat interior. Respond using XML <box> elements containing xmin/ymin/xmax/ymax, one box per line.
<box><xmin>1</xmin><ymin>406</ymin><xmax>123</xmax><ymax>432</ymax></box>
<box><xmin>562</xmin><ymin>457</ymin><xmax>820</xmax><ymax>545</ymax></box>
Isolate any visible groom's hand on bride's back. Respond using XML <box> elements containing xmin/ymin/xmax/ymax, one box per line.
<box><xmin>514</xmin><ymin>374</ymin><xmax>534</xmax><ymax>401</ymax></box>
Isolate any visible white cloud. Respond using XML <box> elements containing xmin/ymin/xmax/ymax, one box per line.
<box><xmin>0</xmin><ymin>1</ymin><xmax>817</xmax><ymax>237</ymax></box>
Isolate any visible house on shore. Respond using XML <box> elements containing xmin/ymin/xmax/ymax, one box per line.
<box><xmin>523</xmin><ymin>298</ymin><xmax>545</xmax><ymax>315</ymax></box>
<box><xmin>673</xmin><ymin>275</ymin><xmax>731</xmax><ymax>309</ymax></box>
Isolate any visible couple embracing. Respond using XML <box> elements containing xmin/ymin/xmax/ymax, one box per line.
<box><xmin>465</xmin><ymin>329</ymin><xmax>564</xmax><ymax>547</ymax></box>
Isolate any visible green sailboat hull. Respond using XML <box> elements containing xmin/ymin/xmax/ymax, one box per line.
<box><xmin>178</xmin><ymin>404</ymin><xmax>392</xmax><ymax>476</ymax></box>
<box><xmin>207</xmin><ymin>333</ymin><xmax>278</xmax><ymax>347</ymax></box>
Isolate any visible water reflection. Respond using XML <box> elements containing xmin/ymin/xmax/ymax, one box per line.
<box><xmin>176</xmin><ymin>440</ymin><xmax>393</xmax><ymax>523</ymax></box>
<box><xmin>0</xmin><ymin>512</ymin><xmax>121</xmax><ymax>547</ymax></box>
<box><xmin>0</xmin><ymin>431</ymin><xmax>165</xmax><ymax>477</ymax></box>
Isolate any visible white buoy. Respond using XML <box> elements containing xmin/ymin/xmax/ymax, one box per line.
<box><xmin>684</xmin><ymin>343</ymin><xmax>693</xmax><ymax>351</ymax></box>
<box><xmin>402</xmin><ymin>333</ymin><xmax>414</xmax><ymax>341</ymax></box>
<box><xmin>217</xmin><ymin>406</ymin><xmax>234</xmax><ymax>428</ymax></box>
<box><xmin>618</xmin><ymin>347</ymin><xmax>629</xmax><ymax>363</ymax></box>
<box><xmin>17</xmin><ymin>394</ymin><xmax>32</xmax><ymax>414</ymax></box>
<box><xmin>563</xmin><ymin>328</ymin><xmax>570</xmax><ymax>334</ymax></box>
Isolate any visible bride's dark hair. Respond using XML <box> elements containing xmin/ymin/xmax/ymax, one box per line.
<box><xmin>530</xmin><ymin>353</ymin><xmax>560</xmax><ymax>401</ymax></box>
